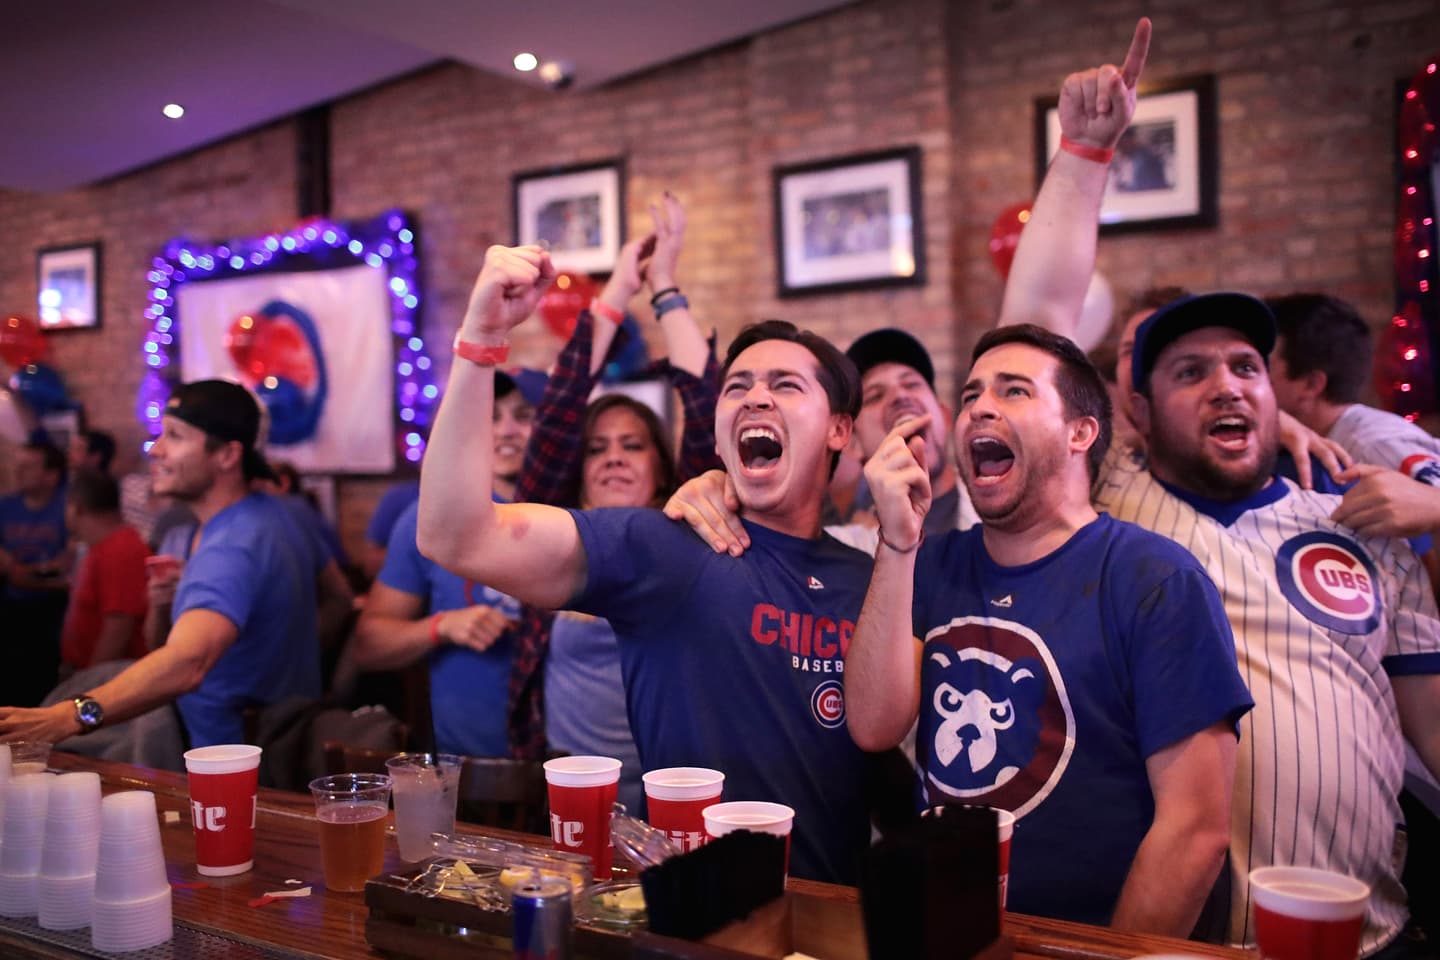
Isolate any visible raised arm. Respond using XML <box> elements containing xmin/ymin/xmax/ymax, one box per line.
<box><xmin>647</xmin><ymin>193</ymin><xmax>709</xmax><ymax>378</ymax></box>
<box><xmin>846</xmin><ymin>417</ymin><xmax>932</xmax><ymax>751</ymax></box>
<box><xmin>417</xmin><ymin>245</ymin><xmax>589</xmax><ymax>608</ymax></box>
<box><xmin>998</xmin><ymin>18</ymin><xmax>1150</xmax><ymax>334</ymax></box>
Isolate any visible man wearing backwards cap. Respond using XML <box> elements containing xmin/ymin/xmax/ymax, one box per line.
<box><xmin>0</xmin><ymin>379</ymin><xmax>327</xmax><ymax>750</ymax></box>
<box><xmin>999</xmin><ymin>58</ymin><xmax>1440</xmax><ymax>954</ymax></box>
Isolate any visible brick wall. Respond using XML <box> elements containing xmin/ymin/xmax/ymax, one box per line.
<box><xmin>3</xmin><ymin>0</ymin><xmax>1439</xmax><ymax>558</ymax></box>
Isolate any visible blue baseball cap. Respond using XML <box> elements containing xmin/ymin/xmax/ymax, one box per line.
<box><xmin>1130</xmin><ymin>293</ymin><xmax>1276</xmax><ymax>394</ymax></box>
<box><xmin>496</xmin><ymin>367</ymin><xmax>548</xmax><ymax>407</ymax></box>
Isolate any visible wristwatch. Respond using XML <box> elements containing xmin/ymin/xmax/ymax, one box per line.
<box><xmin>72</xmin><ymin>695</ymin><xmax>104</xmax><ymax>735</ymax></box>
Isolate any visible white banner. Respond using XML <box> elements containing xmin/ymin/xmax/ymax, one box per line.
<box><xmin>176</xmin><ymin>265</ymin><xmax>395</xmax><ymax>473</ymax></box>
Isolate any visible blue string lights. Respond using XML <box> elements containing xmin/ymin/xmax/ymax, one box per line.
<box><xmin>136</xmin><ymin>210</ymin><xmax>435</xmax><ymax>464</ymax></box>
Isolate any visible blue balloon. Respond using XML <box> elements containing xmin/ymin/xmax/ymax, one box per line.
<box><xmin>9</xmin><ymin>363</ymin><xmax>70</xmax><ymax>415</ymax></box>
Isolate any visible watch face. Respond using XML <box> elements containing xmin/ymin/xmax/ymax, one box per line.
<box><xmin>76</xmin><ymin>698</ymin><xmax>103</xmax><ymax>727</ymax></box>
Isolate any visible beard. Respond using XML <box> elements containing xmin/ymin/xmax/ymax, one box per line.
<box><xmin>1146</xmin><ymin>425</ymin><xmax>1278</xmax><ymax>502</ymax></box>
<box><xmin>961</xmin><ymin>437</ymin><xmax>1066</xmax><ymax>530</ymax></box>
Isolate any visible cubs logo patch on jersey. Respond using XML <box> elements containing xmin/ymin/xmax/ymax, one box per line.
<box><xmin>1275</xmin><ymin>531</ymin><xmax>1382</xmax><ymax>635</ymax></box>
<box><xmin>918</xmin><ymin>616</ymin><xmax>1075</xmax><ymax>818</ymax></box>
<box><xmin>1401</xmin><ymin>454</ymin><xmax>1440</xmax><ymax>487</ymax></box>
<box><xmin>810</xmin><ymin>680</ymin><xmax>845</xmax><ymax>729</ymax></box>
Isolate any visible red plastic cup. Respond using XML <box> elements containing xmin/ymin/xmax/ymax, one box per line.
<box><xmin>643</xmin><ymin>767</ymin><xmax>724</xmax><ymax>853</ymax></box>
<box><xmin>183</xmin><ymin>745</ymin><xmax>261</xmax><ymax>877</ymax></box>
<box><xmin>702</xmin><ymin>801</ymin><xmax>794</xmax><ymax>875</ymax></box>
<box><xmin>1251</xmin><ymin>866</ymin><xmax>1369</xmax><ymax>960</ymax></box>
<box><xmin>544</xmin><ymin>756</ymin><xmax>621</xmax><ymax>880</ymax></box>
<box><xmin>996</xmin><ymin>809</ymin><xmax>1015</xmax><ymax>912</ymax></box>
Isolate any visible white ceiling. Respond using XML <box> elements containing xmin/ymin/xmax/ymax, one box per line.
<box><xmin>2</xmin><ymin>0</ymin><xmax>853</xmax><ymax>193</ymax></box>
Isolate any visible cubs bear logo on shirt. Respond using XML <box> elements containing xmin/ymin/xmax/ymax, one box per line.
<box><xmin>918</xmin><ymin>616</ymin><xmax>1074</xmax><ymax>819</ymax></box>
<box><xmin>1401</xmin><ymin>453</ymin><xmax>1440</xmax><ymax>487</ymax></box>
<box><xmin>1275</xmin><ymin>531</ymin><xmax>1382</xmax><ymax>635</ymax></box>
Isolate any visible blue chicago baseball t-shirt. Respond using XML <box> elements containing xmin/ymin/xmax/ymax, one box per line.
<box><xmin>568</xmin><ymin>507</ymin><xmax>875</xmax><ymax>886</ymax></box>
<box><xmin>378</xmin><ymin>500</ymin><xmax>517</xmax><ymax>759</ymax></box>
<box><xmin>912</xmin><ymin>513</ymin><xmax>1253</xmax><ymax>925</ymax></box>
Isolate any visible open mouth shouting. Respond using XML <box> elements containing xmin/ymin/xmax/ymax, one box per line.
<box><xmin>738</xmin><ymin>426</ymin><xmax>784</xmax><ymax>473</ymax></box>
<box><xmin>969</xmin><ymin>436</ymin><xmax>1015</xmax><ymax>484</ymax></box>
<box><xmin>1206</xmin><ymin>414</ymin><xmax>1253</xmax><ymax>453</ymax></box>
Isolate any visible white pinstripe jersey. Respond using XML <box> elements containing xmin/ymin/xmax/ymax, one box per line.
<box><xmin>1094</xmin><ymin>443</ymin><xmax>1440</xmax><ymax>956</ymax></box>
<box><xmin>1328</xmin><ymin>403</ymin><xmax>1440</xmax><ymax>486</ymax></box>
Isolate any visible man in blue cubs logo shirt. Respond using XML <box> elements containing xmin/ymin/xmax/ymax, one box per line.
<box><xmin>419</xmin><ymin>243</ymin><xmax>875</xmax><ymax>884</ymax></box>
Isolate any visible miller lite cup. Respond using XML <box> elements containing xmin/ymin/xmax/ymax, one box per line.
<box><xmin>642</xmin><ymin>767</ymin><xmax>723</xmax><ymax>853</ymax></box>
<box><xmin>543</xmin><ymin>756</ymin><xmax>621</xmax><ymax>880</ymax></box>
<box><xmin>702</xmin><ymin>801</ymin><xmax>795</xmax><ymax>877</ymax></box>
<box><xmin>183</xmin><ymin>744</ymin><xmax>262</xmax><ymax>876</ymax></box>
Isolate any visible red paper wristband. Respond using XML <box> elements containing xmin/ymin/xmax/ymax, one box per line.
<box><xmin>452</xmin><ymin>333</ymin><xmax>510</xmax><ymax>366</ymax></box>
<box><xmin>590</xmin><ymin>297</ymin><xmax>625</xmax><ymax>325</ymax></box>
<box><xmin>1059</xmin><ymin>137</ymin><xmax>1115</xmax><ymax>164</ymax></box>
<box><xmin>429</xmin><ymin>613</ymin><xmax>443</xmax><ymax>647</ymax></box>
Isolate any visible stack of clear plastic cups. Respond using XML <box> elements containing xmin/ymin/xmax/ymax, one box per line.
<box><xmin>91</xmin><ymin>791</ymin><xmax>172</xmax><ymax>952</ymax></box>
<box><xmin>0</xmin><ymin>772</ymin><xmax>54</xmax><ymax>916</ymax></box>
<box><xmin>38</xmin><ymin>772</ymin><xmax>102</xmax><ymax>930</ymax></box>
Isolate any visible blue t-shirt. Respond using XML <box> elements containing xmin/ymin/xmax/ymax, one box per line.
<box><xmin>378</xmin><ymin>501</ymin><xmax>517</xmax><ymax>758</ymax></box>
<box><xmin>912</xmin><ymin>513</ymin><xmax>1253</xmax><ymax>926</ymax></box>
<box><xmin>162</xmin><ymin>494</ymin><xmax>324</xmax><ymax>746</ymax></box>
<box><xmin>545</xmin><ymin>611</ymin><xmax>644</xmax><ymax>815</ymax></box>
<box><xmin>569</xmin><ymin>508</ymin><xmax>874</xmax><ymax>885</ymax></box>
<box><xmin>0</xmin><ymin>491</ymin><xmax>67</xmax><ymax>601</ymax></box>
<box><xmin>366</xmin><ymin>481</ymin><xmax>420</xmax><ymax>548</ymax></box>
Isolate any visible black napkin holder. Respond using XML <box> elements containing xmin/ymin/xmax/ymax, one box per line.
<box><xmin>639</xmin><ymin>830</ymin><xmax>787</xmax><ymax>940</ymax></box>
<box><xmin>860</xmin><ymin>804</ymin><xmax>1001</xmax><ymax>960</ymax></box>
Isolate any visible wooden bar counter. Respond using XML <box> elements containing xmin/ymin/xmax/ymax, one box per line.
<box><xmin>1</xmin><ymin>753</ymin><xmax>1252</xmax><ymax>960</ymax></box>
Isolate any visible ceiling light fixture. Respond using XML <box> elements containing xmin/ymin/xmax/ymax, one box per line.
<box><xmin>162</xmin><ymin>103</ymin><xmax>185</xmax><ymax>119</ymax></box>
<box><xmin>513</xmin><ymin>52</ymin><xmax>537</xmax><ymax>72</ymax></box>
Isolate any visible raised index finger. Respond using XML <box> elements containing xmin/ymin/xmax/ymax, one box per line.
<box><xmin>1120</xmin><ymin>17</ymin><xmax>1151</xmax><ymax>89</ymax></box>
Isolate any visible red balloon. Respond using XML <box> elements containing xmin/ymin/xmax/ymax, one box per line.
<box><xmin>988</xmin><ymin>203</ymin><xmax>1032</xmax><ymax>278</ymax></box>
<box><xmin>537</xmin><ymin>272</ymin><xmax>599</xmax><ymax>340</ymax></box>
<box><xmin>0</xmin><ymin>315</ymin><xmax>47</xmax><ymax>367</ymax></box>
<box><xmin>225</xmin><ymin>312</ymin><xmax>316</xmax><ymax>388</ymax></box>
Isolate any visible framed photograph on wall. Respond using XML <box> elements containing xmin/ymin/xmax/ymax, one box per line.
<box><xmin>773</xmin><ymin>146</ymin><xmax>925</xmax><ymax>297</ymax></box>
<box><xmin>36</xmin><ymin>242</ymin><xmax>102</xmax><ymax>330</ymax></box>
<box><xmin>1034</xmin><ymin>75</ymin><xmax>1217</xmax><ymax>233</ymax></box>
<box><xmin>513</xmin><ymin>159</ymin><xmax>625</xmax><ymax>275</ymax></box>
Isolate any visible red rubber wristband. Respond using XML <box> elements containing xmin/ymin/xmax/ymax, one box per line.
<box><xmin>429</xmin><ymin>613</ymin><xmax>443</xmax><ymax>647</ymax></box>
<box><xmin>1059</xmin><ymin>137</ymin><xmax>1115</xmax><ymax>164</ymax></box>
<box><xmin>453</xmin><ymin>333</ymin><xmax>510</xmax><ymax>366</ymax></box>
<box><xmin>590</xmin><ymin>297</ymin><xmax>625</xmax><ymax>325</ymax></box>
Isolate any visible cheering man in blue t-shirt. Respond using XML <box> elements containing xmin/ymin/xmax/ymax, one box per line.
<box><xmin>420</xmin><ymin>243</ymin><xmax>878</xmax><ymax>885</ymax></box>
<box><xmin>0</xmin><ymin>379</ymin><xmax>330</xmax><ymax>749</ymax></box>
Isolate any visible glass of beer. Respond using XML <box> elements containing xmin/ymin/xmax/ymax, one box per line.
<box><xmin>1250</xmin><ymin>866</ymin><xmax>1369</xmax><ymax>960</ymax></box>
<box><xmin>308</xmin><ymin>773</ymin><xmax>391</xmax><ymax>893</ymax></box>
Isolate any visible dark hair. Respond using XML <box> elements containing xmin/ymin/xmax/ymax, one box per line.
<box><xmin>1265</xmin><ymin>293</ymin><xmax>1373</xmax><ymax>405</ymax></box>
<box><xmin>970</xmin><ymin>324</ymin><xmax>1112</xmax><ymax>483</ymax></box>
<box><xmin>722</xmin><ymin>320</ymin><xmax>860</xmax><ymax>477</ymax></box>
<box><xmin>1125</xmin><ymin>286</ymin><xmax>1192</xmax><ymax>321</ymax></box>
<box><xmin>270</xmin><ymin>460</ymin><xmax>302</xmax><ymax>495</ymax></box>
<box><xmin>23</xmin><ymin>440</ymin><xmax>67</xmax><ymax>483</ymax></box>
<box><xmin>67</xmin><ymin>468</ymin><xmax>120</xmax><ymax>514</ymax></box>
<box><xmin>1087</xmin><ymin>342</ymin><xmax>1119</xmax><ymax>385</ymax></box>
<box><xmin>81</xmin><ymin>430</ymin><xmax>116</xmax><ymax>472</ymax></box>
<box><xmin>571</xmin><ymin>394</ymin><xmax>679</xmax><ymax>507</ymax></box>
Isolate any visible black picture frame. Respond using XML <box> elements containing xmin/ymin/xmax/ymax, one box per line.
<box><xmin>773</xmin><ymin>146</ymin><xmax>926</xmax><ymax>297</ymax></box>
<box><xmin>512</xmin><ymin>158</ymin><xmax>626</xmax><ymax>275</ymax></box>
<box><xmin>1034</xmin><ymin>75</ymin><xmax>1217</xmax><ymax>234</ymax></box>
<box><xmin>36</xmin><ymin>241</ymin><xmax>102</xmax><ymax>330</ymax></box>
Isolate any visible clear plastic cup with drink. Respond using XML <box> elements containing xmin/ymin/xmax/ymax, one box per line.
<box><xmin>309</xmin><ymin>773</ymin><xmax>391</xmax><ymax>893</ymax></box>
<box><xmin>1250</xmin><ymin>866</ymin><xmax>1369</xmax><ymax>960</ymax></box>
<box><xmin>643</xmin><ymin>767</ymin><xmax>723</xmax><ymax>853</ymax></box>
<box><xmin>543</xmin><ymin>757</ymin><xmax>621</xmax><ymax>880</ymax></box>
<box><xmin>385</xmin><ymin>753</ymin><xmax>461</xmax><ymax>862</ymax></box>
<box><xmin>9</xmin><ymin>741</ymin><xmax>50</xmax><ymax>778</ymax></box>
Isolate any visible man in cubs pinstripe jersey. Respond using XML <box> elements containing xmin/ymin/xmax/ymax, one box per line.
<box><xmin>1098</xmin><ymin>293</ymin><xmax>1440</xmax><ymax>955</ymax></box>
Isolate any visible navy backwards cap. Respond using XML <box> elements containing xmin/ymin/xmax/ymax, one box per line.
<box><xmin>1130</xmin><ymin>293</ymin><xmax>1277</xmax><ymax>394</ymax></box>
<box><xmin>845</xmin><ymin>328</ymin><xmax>935</xmax><ymax>388</ymax></box>
<box><xmin>163</xmin><ymin>379</ymin><xmax>278</xmax><ymax>482</ymax></box>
